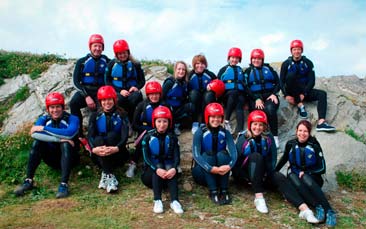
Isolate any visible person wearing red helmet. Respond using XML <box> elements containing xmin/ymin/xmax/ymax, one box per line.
<box><xmin>70</xmin><ymin>34</ymin><xmax>111</xmax><ymax>138</ymax></box>
<box><xmin>233</xmin><ymin>111</ymin><xmax>320</xmax><ymax>224</ymax></box>
<box><xmin>191</xmin><ymin>103</ymin><xmax>237</xmax><ymax>205</ymax></box>
<box><xmin>87</xmin><ymin>86</ymin><xmax>130</xmax><ymax>193</ymax></box>
<box><xmin>126</xmin><ymin>81</ymin><xmax>171</xmax><ymax>178</ymax></box>
<box><xmin>217</xmin><ymin>47</ymin><xmax>246</xmax><ymax>135</ymax></box>
<box><xmin>141</xmin><ymin>106</ymin><xmax>183</xmax><ymax>214</ymax></box>
<box><xmin>105</xmin><ymin>39</ymin><xmax>145</xmax><ymax>123</ymax></box>
<box><xmin>188</xmin><ymin>54</ymin><xmax>218</xmax><ymax>133</ymax></box>
<box><xmin>280</xmin><ymin>39</ymin><xmax>335</xmax><ymax>132</ymax></box>
<box><xmin>14</xmin><ymin>92</ymin><xmax>80</xmax><ymax>199</ymax></box>
<box><xmin>162</xmin><ymin>61</ymin><xmax>195</xmax><ymax>136</ymax></box>
<box><xmin>244</xmin><ymin>49</ymin><xmax>281</xmax><ymax>148</ymax></box>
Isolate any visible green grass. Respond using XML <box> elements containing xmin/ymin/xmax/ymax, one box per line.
<box><xmin>336</xmin><ymin>169</ymin><xmax>366</xmax><ymax>191</ymax></box>
<box><xmin>0</xmin><ymin>50</ymin><xmax>66</xmax><ymax>85</ymax></box>
<box><xmin>0</xmin><ymin>86</ymin><xmax>30</xmax><ymax>127</ymax></box>
<box><xmin>141</xmin><ymin>59</ymin><xmax>174</xmax><ymax>74</ymax></box>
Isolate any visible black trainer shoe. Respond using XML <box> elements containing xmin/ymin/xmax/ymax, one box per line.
<box><xmin>56</xmin><ymin>183</ymin><xmax>69</xmax><ymax>198</ymax></box>
<box><xmin>298</xmin><ymin>106</ymin><xmax>308</xmax><ymax>119</ymax></box>
<box><xmin>209</xmin><ymin>191</ymin><xmax>220</xmax><ymax>205</ymax></box>
<box><xmin>14</xmin><ymin>178</ymin><xmax>33</xmax><ymax>196</ymax></box>
<box><xmin>220</xmin><ymin>190</ymin><xmax>232</xmax><ymax>205</ymax></box>
<box><xmin>316</xmin><ymin>122</ymin><xmax>336</xmax><ymax>132</ymax></box>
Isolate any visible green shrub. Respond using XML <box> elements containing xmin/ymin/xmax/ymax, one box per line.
<box><xmin>0</xmin><ymin>86</ymin><xmax>30</xmax><ymax>127</ymax></box>
<box><xmin>336</xmin><ymin>170</ymin><xmax>366</xmax><ymax>191</ymax></box>
<box><xmin>141</xmin><ymin>59</ymin><xmax>174</xmax><ymax>74</ymax></box>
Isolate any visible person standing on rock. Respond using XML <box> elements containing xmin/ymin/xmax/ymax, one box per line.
<box><xmin>87</xmin><ymin>86</ymin><xmax>130</xmax><ymax>193</ymax></box>
<box><xmin>105</xmin><ymin>39</ymin><xmax>145</xmax><ymax>123</ymax></box>
<box><xmin>14</xmin><ymin>92</ymin><xmax>80</xmax><ymax>198</ymax></box>
<box><xmin>280</xmin><ymin>39</ymin><xmax>335</xmax><ymax>132</ymax></box>
<box><xmin>70</xmin><ymin>34</ymin><xmax>111</xmax><ymax>137</ymax></box>
<box><xmin>191</xmin><ymin>103</ymin><xmax>237</xmax><ymax>205</ymax></box>
<box><xmin>188</xmin><ymin>54</ymin><xmax>218</xmax><ymax>134</ymax></box>
<box><xmin>217</xmin><ymin>47</ymin><xmax>246</xmax><ymax>135</ymax></box>
<box><xmin>162</xmin><ymin>61</ymin><xmax>195</xmax><ymax>136</ymax></box>
<box><xmin>244</xmin><ymin>49</ymin><xmax>280</xmax><ymax>148</ymax></box>
<box><xmin>140</xmin><ymin>106</ymin><xmax>183</xmax><ymax>214</ymax></box>
<box><xmin>276</xmin><ymin>120</ymin><xmax>336</xmax><ymax>227</ymax></box>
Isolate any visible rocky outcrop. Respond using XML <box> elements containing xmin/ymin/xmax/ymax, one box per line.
<box><xmin>0</xmin><ymin>62</ymin><xmax>365</xmax><ymax>191</ymax></box>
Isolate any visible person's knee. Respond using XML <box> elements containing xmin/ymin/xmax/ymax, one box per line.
<box><xmin>288</xmin><ymin>172</ymin><xmax>302</xmax><ymax>188</ymax></box>
<box><xmin>301</xmin><ymin>174</ymin><xmax>317</xmax><ymax>188</ymax></box>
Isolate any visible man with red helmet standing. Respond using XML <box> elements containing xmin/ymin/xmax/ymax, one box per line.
<box><xmin>14</xmin><ymin>92</ymin><xmax>80</xmax><ymax>198</ymax></box>
<box><xmin>70</xmin><ymin>34</ymin><xmax>111</xmax><ymax>137</ymax></box>
<box><xmin>280</xmin><ymin>40</ymin><xmax>335</xmax><ymax>132</ymax></box>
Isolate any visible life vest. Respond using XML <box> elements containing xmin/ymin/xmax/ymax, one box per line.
<box><xmin>45</xmin><ymin>112</ymin><xmax>70</xmax><ymax>129</ymax></box>
<box><xmin>287</xmin><ymin>56</ymin><xmax>311</xmax><ymax>84</ymax></box>
<box><xmin>201</xmin><ymin>126</ymin><xmax>227</xmax><ymax>155</ymax></box>
<box><xmin>241</xmin><ymin>136</ymin><xmax>271</xmax><ymax>157</ymax></box>
<box><xmin>96</xmin><ymin>112</ymin><xmax>123</xmax><ymax>136</ymax></box>
<box><xmin>247</xmin><ymin>65</ymin><xmax>276</xmax><ymax>93</ymax></box>
<box><xmin>139</xmin><ymin>103</ymin><xmax>162</xmax><ymax>131</ymax></box>
<box><xmin>189</xmin><ymin>71</ymin><xmax>212</xmax><ymax>91</ymax></box>
<box><xmin>149</xmin><ymin>133</ymin><xmax>174</xmax><ymax>165</ymax></box>
<box><xmin>81</xmin><ymin>55</ymin><xmax>108</xmax><ymax>85</ymax></box>
<box><xmin>111</xmin><ymin>60</ymin><xmax>137</xmax><ymax>89</ymax></box>
<box><xmin>289</xmin><ymin>143</ymin><xmax>317</xmax><ymax>175</ymax></box>
<box><xmin>220</xmin><ymin>66</ymin><xmax>244</xmax><ymax>91</ymax></box>
<box><xmin>165</xmin><ymin>78</ymin><xmax>188</xmax><ymax>107</ymax></box>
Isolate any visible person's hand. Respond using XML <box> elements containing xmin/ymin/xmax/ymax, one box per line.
<box><xmin>60</xmin><ymin>139</ymin><xmax>75</xmax><ymax>147</ymax></box>
<box><xmin>267</xmin><ymin>94</ymin><xmax>278</xmax><ymax>104</ymax></box>
<box><xmin>165</xmin><ymin>168</ymin><xmax>177</xmax><ymax>179</ymax></box>
<box><xmin>92</xmin><ymin>146</ymin><xmax>107</xmax><ymax>156</ymax></box>
<box><xmin>30</xmin><ymin>125</ymin><xmax>44</xmax><ymax>135</ymax></box>
<box><xmin>103</xmin><ymin>146</ymin><xmax>119</xmax><ymax>156</ymax></box>
<box><xmin>299</xmin><ymin>94</ymin><xmax>305</xmax><ymax>102</ymax></box>
<box><xmin>206</xmin><ymin>84</ymin><xmax>211</xmax><ymax>91</ymax></box>
<box><xmin>129</xmin><ymin>87</ymin><xmax>138</xmax><ymax>93</ymax></box>
<box><xmin>210</xmin><ymin>166</ymin><xmax>220</xmax><ymax>175</ymax></box>
<box><xmin>299</xmin><ymin>171</ymin><xmax>305</xmax><ymax>179</ymax></box>
<box><xmin>85</xmin><ymin>96</ymin><xmax>96</xmax><ymax>110</ymax></box>
<box><xmin>120</xmin><ymin>90</ymin><xmax>130</xmax><ymax>97</ymax></box>
<box><xmin>156</xmin><ymin>168</ymin><xmax>167</xmax><ymax>179</ymax></box>
<box><xmin>285</xmin><ymin>96</ymin><xmax>295</xmax><ymax>105</ymax></box>
<box><xmin>255</xmin><ymin>99</ymin><xmax>264</xmax><ymax>109</ymax></box>
<box><xmin>217</xmin><ymin>165</ymin><xmax>231</xmax><ymax>175</ymax></box>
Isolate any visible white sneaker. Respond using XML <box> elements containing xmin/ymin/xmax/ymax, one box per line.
<box><xmin>191</xmin><ymin>122</ymin><xmax>199</xmax><ymax>134</ymax></box>
<box><xmin>170</xmin><ymin>200</ymin><xmax>184</xmax><ymax>214</ymax></box>
<box><xmin>106</xmin><ymin>174</ymin><xmax>118</xmax><ymax>193</ymax></box>
<box><xmin>98</xmin><ymin>172</ymin><xmax>108</xmax><ymax>189</ymax></box>
<box><xmin>299</xmin><ymin>209</ymin><xmax>319</xmax><ymax>224</ymax></box>
<box><xmin>224</xmin><ymin>120</ymin><xmax>233</xmax><ymax>134</ymax></box>
<box><xmin>153</xmin><ymin>200</ymin><xmax>164</xmax><ymax>213</ymax></box>
<box><xmin>254</xmin><ymin>197</ymin><xmax>268</xmax><ymax>214</ymax></box>
<box><xmin>125</xmin><ymin>162</ymin><xmax>137</xmax><ymax>178</ymax></box>
<box><xmin>274</xmin><ymin>136</ymin><xmax>279</xmax><ymax>149</ymax></box>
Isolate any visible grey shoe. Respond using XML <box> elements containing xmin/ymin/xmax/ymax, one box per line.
<box><xmin>14</xmin><ymin>178</ymin><xmax>33</xmax><ymax>196</ymax></box>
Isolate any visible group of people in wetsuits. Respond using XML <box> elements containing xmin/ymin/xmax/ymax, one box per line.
<box><xmin>13</xmin><ymin>34</ymin><xmax>336</xmax><ymax>227</ymax></box>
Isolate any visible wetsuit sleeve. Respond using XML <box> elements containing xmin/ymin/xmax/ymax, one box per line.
<box><xmin>142</xmin><ymin>134</ymin><xmax>157</xmax><ymax>171</ymax></box>
<box><xmin>135</xmin><ymin>62</ymin><xmax>146</xmax><ymax>90</ymax></box>
<box><xmin>275</xmin><ymin>140</ymin><xmax>292</xmax><ymax>171</ymax></box>
<box><xmin>217</xmin><ymin>66</ymin><xmax>227</xmax><ymax>80</ymax></box>
<box><xmin>235</xmin><ymin>133</ymin><xmax>246</xmax><ymax>157</ymax></box>
<box><xmin>303</xmin><ymin>59</ymin><xmax>315</xmax><ymax>95</ymax></box>
<box><xmin>42</xmin><ymin>114</ymin><xmax>79</xmax><ymax>139</ymax></box>
<box><xmin>132</xmin><ymin>101</ymin><xmax>145</xmax><ymax>132</ymax></box>
<box><xmin>87</xmin><ymin>112</ymin><xmax>98</xmax><ymax>149</ymax></box>
<box><xmin>280</xmin><ymin>60</ymin><xmax>289</xmax><ymax>96</ymax></box>
<box><xmin>307</xmin><ymin>139</ymin><xmax>326</xmax><ymax>175</ymax></box>
<box><xmin>31</xmin><ymin>133</ymin><xmax>61</xmax><ymax>142</ymax></box>
<box><xmin>225</xmin><ymin>129</ymin><xmax>237</xmax><ymax>168</ymax></box>
<box><xmin>72</xmin><ymin>57</ymin><xmax>88</xmax><ymax>97</ymax></box>
<box><xmin>206</xmin><ymin>69</ymin><xmax>217</xmax><ymax>80</ymax></box>
<box><xmin>244</xmin><ymin>67</ymin><xmax>259</xmax><ymax>100</ymax></box>
<box><xmin>104</xmin><ymin>60</ymin><xmax>115</xmax><ymax>86</ymax></box>
<box><xmin>162</xmin><ymin>77</ymin><xmax>174</xmax><ymax>101</ymax></box>
<box><xmin>172</xmin><ymin>136</ymin><xmax>181</xmax><ymax>169</ymax></box>
<box><xmin>265</xmin><ymin>135</ymin><xmax>277</xmax><ymax>174</ymax></box>
<box><xmin>192</xmin><ymin>128</ymin><xmax>213</xmax><ymax>173</ymax></box>
<box><xmin>116</xmin><ymin>116</ymin><xmax>129</xmax><ymax>152</ymax></box>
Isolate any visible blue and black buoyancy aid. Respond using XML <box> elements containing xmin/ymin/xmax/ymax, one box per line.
<box><xmin>139</xmin><ymin>103</ymin><xmax>160</xmax><ymax>131</ymax></box>
<box><xmin>166</xmin><ymin>78</ymin><xmax>188</xmax><ymax>107</ymax></box>
<box><xmin>149</xmin><ymin>133</ymin><xmax>174</xmax><ymax>165</ymax></box>
<box><xmin>242</xmin><ymin>136</ymin><xmax>270</xmax><ymax>157</ymax></box>
<box><xmin>189</xmin><ymin>71</ymin><xmax>212</xmax><ymax>91</ymax></box>
<box><xmin>96</xmin><ymin>112</ymin><xmax>123</xmax><ymax>136</ymax></box>
<box><xmin>221</xmin><ymin>66</ymin><xmax>244</xmax><ymax>91</ymax></box>
<box><xmin>247</xmin><ymin>65</ymin><xmax>276</xmax><ymax>93</ymax></box>
<box><xmin>111</xmin><ymin>60</ymin><xmax>137</xmax><ymax>89</ymax></box>
<box><xmin>287</xmin><ymin>56</ymin><xmax>311</xmax><ymax>84</ymax></box>
<box><xmin>45</xmin><ymin>112</ymin><xmax>70</xmax><ymax>129</ymax></box>
<box><xmin>289</xmin><ymin>143</ymin><xmax>317</xmax><ymax>175</ymax></box>
<box><xmin>201</xmin><ymin>126</ymin><xmax>226</xmax><ymax>155</ymax></box>
<box><xmin>82</xmin><ymin>55</ymin><xmax>108</xmax><ymax>85</ymax></box>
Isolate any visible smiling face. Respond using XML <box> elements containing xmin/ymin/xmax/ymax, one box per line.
<box><xmin>101</xmin><ymin>98</ymin><xmax>115</xmax><ymax>112</ymax></box>
<box><xmin>208</xmin><ymin>115</ymin><xmax>223</xmax><ymax>128</ymax></box>
<box><xmin>175</xmin><ymin>63</ymin><xmax>187</xmax><ymax>79</ymax></box>
<box><xmin>296</xmin><ymin>123</ymin><xmax>310</xmax><ymax>143</ymax></box>
<box><xmin>90</xmin><ymin>43</ymin><xmax>103</xmax><ymax>58</ymax></box>
<box><xmin>147</xmin><ymin>93</ymin><xmax>160</xmax><ymax>103</ymax></box>
<box><xmin>251</xmin><ymin>58</ymin><xmax>263</xmax><ymax>67</ymax></box>
<box><xmin>228</xmin><ymin>56</ymin><xmax>240</xmax><ymax>66</ymax></box>
<box><xmin>48</xmin><ymin>104</ymin><xmax>64</xmax><ymax>120</ymax></box>
<box><xmin>155</xmin><ymin>118</ymin><xmax>169</xmax><ymax>133</ymax></box>
<box><xmin>250</xmin><ymin>121</ymin><xmax>265</xmax><ymax>137</ymax></box>
<box><xmin>116</xmin><ymin>50</ymin><xmax>129</xmax><ymax>62</ymax></box>
<box><xmin>194</xmin><ymin>61</ymin><xmax>206</xmax><ymax>74</ymax></box>
<box><xmin>291</xmin><ymin>47</ymin><xmax>303</xmax><ymax>61</ymax></box>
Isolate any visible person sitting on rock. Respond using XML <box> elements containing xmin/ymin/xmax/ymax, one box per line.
<box><xmin>87</xmin><ymin>86</ymin><xmax>130</xmax><ymax>193</ymax></box>
<box><xmin>162</xmin><ymin>61</ymin><xmax>194</xmax><ymax>136</ymax></box>
<box><xmin>217</xmin><ymin>47</ymin><xmax>246</xmax><ymax>134</ymax></box>
<box><xmin>105</xmin><ymin>39</ymin><xmax>145</xmax><ymax>122</ymax></box>
<box><xmin>140</xmin><ymin>106</ymin><xmax>183</xmax><ymax>214</ymax></box>
<box><xmin>191</xmin><ymin>103</ymin><xmax>237</xmax><ymax>205</ymax></box>
<box><xmin>70</xmin><ymin>34</ymin><xmax>110</xmax><ymax>137</ymax></box>
<box><xmin>244</xmin><ymin>49</ymin><xmax>280</xmax><ymax>148</ymax></box>
<box><xmin>14</xmin><ymin>92</ymin><xmax>80</xmax><ymax>198</ymax></box>
<box><xmin>188</xmin><ymin>54</ymin><xmax>217</xmax><ymax>133</ymax></box>
<box><xmin>127</xmin><ymin>81</ymin><xmax>170</xmax><ymax>178</ymax></box>
<box><xmin>280</xmin><ymin>39</ymin><xmax>335</xmax><ymax>132</ymax></box>
<box><xmin>276</xmin><ymin>120</ymin><xmax>336</xmax><ymax>227</ymax></box>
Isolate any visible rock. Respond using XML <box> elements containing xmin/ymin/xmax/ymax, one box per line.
<box><xmin>0</xmin><ymin>74</ymin><xmax>32</xmax><ymax>102</ymax></box>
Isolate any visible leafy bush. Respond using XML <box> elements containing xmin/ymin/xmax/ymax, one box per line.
<box><xmin>0</xmin><ymin>86</ymin><xmax>30</xmax><ymax>127</ymax></box>
<box><xmin>0</xmin><ymin>50</ymin><xmax>66</xmax><ymax>84</ymax></box>
<box><xmin>336</xmin><ymin>169</ymin><xmax>366</xmax><ymax>191</ymax></box>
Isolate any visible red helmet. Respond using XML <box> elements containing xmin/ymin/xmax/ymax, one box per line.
<box><xmin>145</xmin><ymin>81</ymin><xmax>162</xmax><ymax>95</ymax></box>
<box><xmin>152</xmin><ymin>106</ymin><xmax>172</xmax><ymax>128</ymax></box>
<box><xmin>204</xmin><ymin>102</ymin><xmax>224</xmax><ymax>124</ymax></box>
<box><xmin>113</xmin><ymin>39</ymin><xmax>130</xmax><ymax>55</ymax></box>
<box><xmin>247</xmin><ymin>110</ymin><xmax>268</xmax><ymax>130</ymax></box>
<box><xmin>227</xmin><ymin>47</ymin><xmax>242</xmax><ymax>62</ymax></box>
<box><xmin>208</xmin><ymin>79</ymin><xmax>225</xmax><ymax>98</ymax></box>
<box><xmin>290</xmin><ymin>39</ymin><xmax>303</xmax><ymax>51</ymax></box>
<box><xmin>45</xmin><ymin>92</ymin><xmax>65</xmax><ymax>109</ymax></box>
<box><xmin>88</xmin><ymin>34</ymin><xmax>104</xmax><ymax>50</ymax></box>
<box><xmin>97</xmin><ymin>85</ymin><xmax>117</xmax><ymax>103</ymax></box>
<box><xmin>251</xmin><ymin>49</ymin><xmax>265</xmax><ymax>60</ymax></box>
